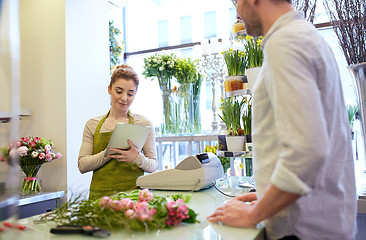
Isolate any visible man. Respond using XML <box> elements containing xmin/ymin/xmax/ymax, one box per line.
<box><xmin>208</xmin><ymin>0</ymin><xmax>357</xmax><ymax>239</ymax></box>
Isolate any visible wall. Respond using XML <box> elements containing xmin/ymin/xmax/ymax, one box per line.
<box><xmin>0</xmin><ymin>0</ymin><xmax>110</xmax><ymax>197</ymax></box>
<box><xmin>65</xmin><ymin>0</ymin><xmax>110</xmax><ymax>198</ymax></box>
<box><xmin>19</xmin><ymin>0</ymin><xmax>67</xmax><ymax>192</ymax></box>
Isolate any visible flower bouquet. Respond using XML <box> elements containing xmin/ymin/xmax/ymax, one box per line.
<box><xmin>1</xmin><ymin>136</ymin><xmax>62</xmax><ymax>194</ymax></box>
<box><xmin>143</xmin><ymin>52</ymin><xmax>178</xmax><ymax>135</ymax></box>
<box><xmin>244</xmin><ymin>35</ymin><xmax>264</xmax><ymax>69</ymax></box>
<box><xmin>40</xmin><ymin>189</ymin><xmax>199</xmax><ymax>232</ymax></box>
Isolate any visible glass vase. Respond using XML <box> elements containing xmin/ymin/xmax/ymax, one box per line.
<box><xmin>192</xmin><ymin>94</ymin><xmax>201</xmax><ymax>134</ymax></box>
<box><xmin>178</xmin><ymin>82</ymin><xmax>193</xmax><ymax>135</ymax></box>
<box><xmin>20</xmin><ymin>164</ymin><xmax>42</xmax><ymax>194</ymax></box>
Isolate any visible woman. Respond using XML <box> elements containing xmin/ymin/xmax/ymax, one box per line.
<box><xmin>78</xmin><ymin>64</ymin><xmax>158</xmax><ymax>199</ymax></box>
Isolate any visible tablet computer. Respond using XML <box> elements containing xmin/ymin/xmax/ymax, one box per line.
<box><xmin>104</xmin><ymin>123</ymin><xmax>151</xmax><ymax>157</ymax></box>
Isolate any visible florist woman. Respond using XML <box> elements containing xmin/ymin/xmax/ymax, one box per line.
<box><xmin>78</xmin><ymin>64</ymin><xmax>158</xmax><ymax>199</ymax></box>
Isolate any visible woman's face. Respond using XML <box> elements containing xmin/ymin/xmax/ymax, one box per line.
<box><xmin>108</xmin><ymin>78</ymin><xmax>137</xmax><ymax>113</ymax></box>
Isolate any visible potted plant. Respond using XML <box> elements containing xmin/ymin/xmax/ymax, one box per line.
<box><xmin>219</xmin><ymin>97</ymin><xmax>246</xmax><ymax>151</ymax></box>
<box><xmin>242</xmin><ymin>97</ymin><xmax>252</xmax><ymax>151</ymax></box>
<box><xmin>244</xmin><ymin>35</ymin><xmax>264</xmax><ymax>89</ymax></box>
<box><xmin>222</xmin><ymin>48</ymin><xmax>248</xmax><ymax>92</ymax></box>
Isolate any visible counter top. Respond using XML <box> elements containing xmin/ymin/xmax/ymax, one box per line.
<box><xmin>0</xmin><ymin>177</ymin><xmax>264</xmax><ymax>240</ymax></box>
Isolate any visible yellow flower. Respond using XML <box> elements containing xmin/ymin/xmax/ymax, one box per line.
<box><xmin>239</xmin><ymin>163</ymin><xmax>244</xmax><ymax>169</ymax></box>
<box><xmin>245</xmin><ymin>35</ymin><xmax>253</xmax><ymax>40</ymax></box>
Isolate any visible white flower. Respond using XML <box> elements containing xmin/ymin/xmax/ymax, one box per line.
<box><xmin>157</xmin><ymin>60</ymin><xmax>161</xmax><ymax>64</ymax></box>
<box><xmin>17</xmin><ymin>146</ymin><xmax>28</xmax><ymax>157</ymax></box>
<box><xmin>170</xmin><ymin>64</ymin><xmax>174</xmax><ymax>68</ymax></box>
<box><xmin>31</xmin><ymin>151</ymin><xmax>38</xmax><ymax>158</ymax></box>
<box><xmin>147</xmin><ymin>58</ymin><xmax>151</xmax><ymax>62</ymax></box>
<box><xmin>153</xmin><ymin>58</ymin><xmax>157</xmax><ymax>63</ymax></box>
<box><xmin>167</xmin><ymin>61</ymin><xmax>171</xmax><ymax>64</ymax></box>
<box><xmin>45</xmin><ymin>144</ymin><xmax>51</xmax><ymax>151</ymax></box>
<box><xmin>162</xmin><ymin>62</ymin><xmax>166</xmax><ymax>65</ymax></box>
<box><xmin>159</xmin><ymin>66</ymin><xmax>164</xmax><ymax>71</ymax></box>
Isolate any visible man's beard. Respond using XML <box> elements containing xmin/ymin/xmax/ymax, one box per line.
<box><xmin>243</xmin><ymin>8</ymin><xmax>263</xmax><ymax>37</ymax></box>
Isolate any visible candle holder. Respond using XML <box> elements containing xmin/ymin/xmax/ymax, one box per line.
<box><xmin>201</xmin><ymin>52</ymin><xmax>227</xmax><ymax>133</ymax></box>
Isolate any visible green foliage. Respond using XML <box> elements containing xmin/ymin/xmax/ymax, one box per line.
<box><xmin>347</xmin><ymin>105</ymin><xmax>358</xmax><ymax>130</ymax></box>
<box><xmin>219</xmin><ymin>97</ymin><xmax>245</xmax><ymax>135</ymax></box>
<box><xmin>174</xmin><ymin>57</ymin><xmax>199</xmax><ymax>85</ymax></box>
<box><xmin>223</xmin><ymin>48</ymin><xmax>248</xmax><ymax>76</ymax></box>
<box><xmin>242</xmin><ymin>97</ymin><xmax>252</xmax><ymax>135</ymax></box>
<box><xmin>142</xmin><ymin>53</ymin><xmax>178</xmax><ymax>86</ymax></box>
<box><xmin>109</xmin><ymin>21</ymin><xmax>123</xmax><ymax>73</ymax></box>
<box><xmin>244</xmin><ymin>36</ymin><xmax>264</xmax><ymax>68</ymax></box>
<box><xmin>40</xmin><ymin>190</ymin><xmax>198</xmax><ymax>232</ymax></box>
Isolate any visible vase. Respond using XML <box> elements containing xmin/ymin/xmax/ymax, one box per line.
<box><xmin>160</xmin><ymin>83</ymin><xmax>176</xmax><ymax>135</ymax></box>
<box><xmin>20</xmin><ymin>164</ymin><xmax>42</xmax><ymax>194</ymax></box>
<box><xmin>348</xmin><ymin>62</ymin><xmax>366</xmax><ymax>159</ymax></box>
<box><xmin>244</xmin><ymin>158</ymin><xmax>253</xmax><ymax>177</ymax></box>
<box><xmin>246</xmin><ymin>67</ymin><xmax>261</xmax><ymax>89</ymax></box>
<box><xmin>192</xmin><ymin>94</ymin><xmax>201</xmax><ymax>134</ymax></box>
<box><xmin>178</xmin><ymin>82</ymin><xmax>193</xmax><ymax>134</ymax></box>
<box><xmin>225</xmin><ymin>135</ymin><xmax>246</xmax><ymax>152</ymax></box>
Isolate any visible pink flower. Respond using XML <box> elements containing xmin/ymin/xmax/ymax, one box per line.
<box><xmin>124</xmin><ymin>209</ymin><xmax>134</xmax><ymax>218</ymax></box>
<box><xmin>138</xmin><ymin>188</ymin><xmax>153</xmax><ymax>202</ymax></box>
<box><xmin>29</xmin><ymin>141</ymin><xmax>36</xmax><ymax>148</ymax></box>
<box><xmin>45</xmin><ymin>152</ymin><xmax>53</xmax><ymax>162</ymax></box>
<box><xmin>34</xmin><ymin>137</ymin><xmax>41</xmax><ymax>143</ymax></box>
<box><xmin>109</xmin><ymin>200</ymin><xmax>123</xmax><ymax>212</ymax></box>
<box><xmin>31</xmin><ymin>151</ymin><xmax>38</xmax><ymax>158</ymax></box>
<box><xmin>165</xmin><ymin>199</ymin><xmax>190</xmax><ymax>226</ymax></box>
<box><xmin>0</xmin><ymin>155</ymin><xmax>8</xmax><ymax>163</ymax></box>
<box><xmin>54</xmin><ymin>152</ymin><xmax>62</xmax><ymax>159</ymax></box>
<box><xmin>17</xmin><ymin>146</ymin><xmax>28</xmax><ymax>157</ymax></box>
<box><xmin>9</xmin><ymin>149</ymin><xmax>17</xmax><ymax>158</ymax></box>
<box><xmin>99</xmin><ymin>196</ymin><xmax>112</xmax><ymax>208</ymax></box>
<box><xmin>120</xmin><ymin>198</ymin><xmax>133</xmax><ymax>209</ymax></box>
<box><xmin>134</xmin><ymin>201</ymin><xmax>148</xmax><ymax>212</ymax></box>
<box><xmin>9</xmin><ymin>142</ymin><xmax>16</xmax><ymax>149</ymax></box>
<box><xmin>44</xmin><ymin>144</ymin><xmax>51</xmax><ymax>151</ymax></box>
<box><xmin>22</xmin><ymin>137</ymin><xmax>30</xmax><ymax>143</ymax></box>
<box><xmin>39</xmin><ymin>152</ymin><xmax>45</xmax><ymax>159</ymax></box>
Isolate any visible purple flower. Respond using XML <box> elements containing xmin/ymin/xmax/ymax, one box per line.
<box><xmin>45</xmin><ymin>152</ymin><xmax>52</xmax><ymax>162</ymax></box>
<box><xmin>54</xmin><ymin>152</ymin><xmax>62</xmax><ymax>159</ymax></box>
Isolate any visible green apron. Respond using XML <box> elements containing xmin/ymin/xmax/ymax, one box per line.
<box><xmin>89</xmin><ymin>112</ymin><xmax>144</xmax><ymax>200</ymax></box>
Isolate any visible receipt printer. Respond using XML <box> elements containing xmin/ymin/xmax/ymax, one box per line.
<box><xmin>136</xmin><ymin>152</ymin><xmax>225</xmax><ymax>191</ymax></box>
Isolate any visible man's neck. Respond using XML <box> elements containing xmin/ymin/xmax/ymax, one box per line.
<box><xmin>259</xmin><ymin>1</ymin><xmax>293</xmax><ymax>36</ymax></box>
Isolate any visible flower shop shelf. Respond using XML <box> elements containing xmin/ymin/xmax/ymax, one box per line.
<box><xmin>217</xmin><ymin>150</ymin><xmax>252</xmax><ymax>177</ymax></box>
<box><xmin>224</xmin><ymin>89</ymin><xmax>251</xmax><ymax>98</ymax></box>
<box><xmin>0</xmin><ymin>108</ymin><xmax>32</xmax><ymax>123</ymax></box>
<box><xmin>0</xmin><ymin>177</ymin><xmax>264</xmax><ymax>240</ymax></box>
<box><xmin>0</xmin><ymin>191</ymin><xmax>64</xmax><ymax>220</ymax></box>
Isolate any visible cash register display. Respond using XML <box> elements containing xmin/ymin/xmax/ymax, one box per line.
<box><xmin>196</xmin><ymin>153</ymin><xmax>210</xmax><ymax>164</ymax></box>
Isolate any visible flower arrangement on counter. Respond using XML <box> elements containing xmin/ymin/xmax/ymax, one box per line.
<box><xmin>40</xmin><ymin>189</ymin><xmax>199</xmax><ymax>232</ymax></box>
<box><xmin>244</xmin><ymin>35</ymin><xmax>264</xmax><ymax>68</ymax></box>
<box><xmin>143</xmin><ymin>52</ymin><xmax>178</xmax><ymax>87</ymax></box>
<box><xmin>0</xmin><ymin>136</ymin><xmax>62</xmax><ymax>193</ymax></box>
<box><xmin>219</xmin><ymin>97</ymin><xmax>246</xmax><ymax>136</ymax></box>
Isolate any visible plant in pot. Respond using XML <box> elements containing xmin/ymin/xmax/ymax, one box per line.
<box><xmin>242</xmin><ymin>97</ymin><xmax>252</xmax><ymax>151</ymax></box>
<box><xmin>222</xmin><ymin>48</ymin><xmax>248</xmax><ymax>92</ymax></box>
<box><xmin>219</xmin><ymin>97</ymin><xmax>246</xmax><ymax>152</ymax></box>
<box><xmin>244</xmin><ymin>35</ymin><xmax>264</xmax><ymax>89</ymax></box>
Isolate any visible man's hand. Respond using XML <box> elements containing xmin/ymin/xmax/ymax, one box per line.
<box><xmin>207</xmin><ymin>199</ymin><xmax>257</xmax><ymax>228</ymax></box>
<box><xmin>233</xmin><ymin>192</ymin><xmax>258</xmax><ymax>202</ymax></box>
<box><xmin>107</xmin><ymin>140</ymin><xmax>139</xmax><ymax>163</ymax></box>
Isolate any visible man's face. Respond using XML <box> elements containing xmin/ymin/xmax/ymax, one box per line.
<box><xmin>236</xmin><ymin>0</ymin><xmax>263</xmax><ymax>37</ymax></box>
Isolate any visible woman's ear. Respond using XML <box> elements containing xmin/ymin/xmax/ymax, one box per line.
<box><xmin>108</xmin><ymin>85</ymin><xmax>111</xmax><ymax>95</ymax></box>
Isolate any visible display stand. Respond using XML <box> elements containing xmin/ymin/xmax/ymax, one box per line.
<box><xmin>217</xmin><ymin>150</ymin><xmax>252</xmax><ymax>177</ymax></box>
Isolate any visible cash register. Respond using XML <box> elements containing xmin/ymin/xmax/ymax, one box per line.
<box><xmin>136</xmin><ymin>152</ymin><xmax>224</xmax><ymax>191</ymax></box>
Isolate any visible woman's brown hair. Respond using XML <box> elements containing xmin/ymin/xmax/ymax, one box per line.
<box><xmin>110</xmin><ymin>64</ymin><xmax>139</xmax><ymax>89</ymax></box>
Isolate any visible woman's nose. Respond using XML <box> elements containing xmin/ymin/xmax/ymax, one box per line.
<box><xmin>120</xmin><ymin>92</ymin><xmax>127</xmax><ymax>101</ymax></box>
